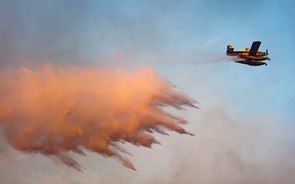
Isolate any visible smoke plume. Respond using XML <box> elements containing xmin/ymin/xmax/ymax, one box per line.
<box><xmin>0</xmin><ymin>65</ymin><xmax>196</xmax><ymax>171</ymax></box>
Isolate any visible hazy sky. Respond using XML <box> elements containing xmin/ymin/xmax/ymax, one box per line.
<box><xmin>1</xmin><ymin>0</ymin><xmax>295</xmax><ymax>183</ymax></box>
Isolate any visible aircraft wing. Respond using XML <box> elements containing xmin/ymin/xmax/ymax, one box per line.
<box><xmin>249</xmin><ymin>41</ymin><xmax>261</xmax><ymax>56</ymax></box>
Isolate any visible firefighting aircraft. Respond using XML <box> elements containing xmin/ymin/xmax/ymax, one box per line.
<box><xmin>226</xmin><ymin>41</ymin><xmax>270</xmax><ymax>66</ymax></box>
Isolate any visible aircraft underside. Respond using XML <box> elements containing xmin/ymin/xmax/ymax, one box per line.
<box><xmin>235</xmin><ymin>60</ymin><xmax>267</xmax><ymax>66</ymax></box>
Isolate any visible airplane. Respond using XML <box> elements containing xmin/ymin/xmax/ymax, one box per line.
<box><xmin>226</xmin><ymin>41</ymin><xmax>270</xmax><ymax>66</ymax></box>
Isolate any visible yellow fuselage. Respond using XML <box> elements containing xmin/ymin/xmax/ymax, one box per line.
<box><xmin>226</xmin><ymin>49</ymin><xmax>267</xmax><ymax>57</ymax></box>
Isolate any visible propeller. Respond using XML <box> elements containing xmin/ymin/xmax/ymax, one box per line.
<box><xmin>266</xmin><ymin>49</ymin><xmax>270</xmax><ymax>60</ymax></box>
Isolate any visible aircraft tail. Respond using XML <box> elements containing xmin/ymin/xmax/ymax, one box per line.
<box><xmin>227</xmin><ymin>45</ymin><xmax>234</xmax><ymax>53</ymax></box>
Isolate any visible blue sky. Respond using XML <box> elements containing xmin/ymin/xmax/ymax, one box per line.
<box><xmin>1</xmin><ymin>0</ymin><xmax>295</xmax><ymax>183</ymax></box>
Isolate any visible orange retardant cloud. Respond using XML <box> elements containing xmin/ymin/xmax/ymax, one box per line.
<box><xmin>0</xmin><ymin>65</ymin><xmax>196</xmax><ymax>171</ymax></box>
